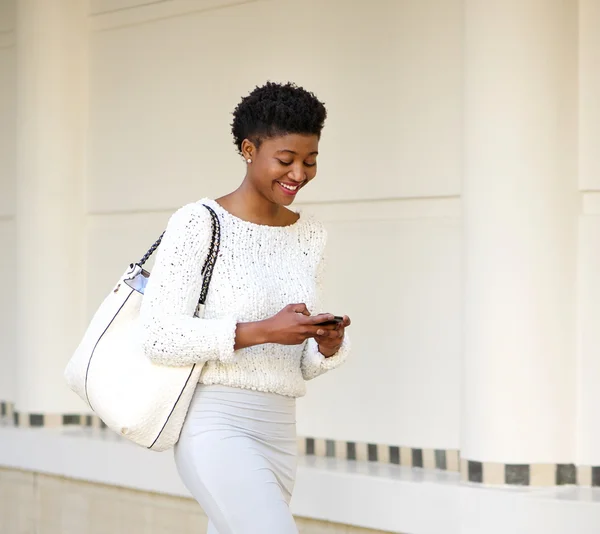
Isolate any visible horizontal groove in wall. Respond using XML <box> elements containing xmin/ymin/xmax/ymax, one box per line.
<box><xmin>91</xmin><ymin>0</ymin><xmax>262</xmax><ymax>31</ymax></box>
<box><xmin>302</xmin><ymin>197</ymin><xmax>461</xmax><ymax>222</ymax></box>
<box><xmin>86</xmin><ymin>196</ymin><xmax>462</xmax><ymax>221</ymax></box>
<box><xmin>582</xmin><ymin>191</ymin><xmax>600</xmax><ymax>215</ymax></box>
<box><xmin>90</xmin><ymin>0</ymin><xmax>165</xmax><ymax>16</ymax></box>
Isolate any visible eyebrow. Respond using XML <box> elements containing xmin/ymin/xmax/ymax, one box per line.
<box><xmin>276</xmin><ymin>149</ymin><xmax>319</xmax><ymax>156</ymax></box>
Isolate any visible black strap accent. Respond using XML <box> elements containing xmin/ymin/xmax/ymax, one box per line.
<box><xmin>198</xmin><ymin>205</ymin><xmax>220</xmax><ymax>307</ymax></box>
<box><xmin>138</xmin><ymin>233</ymin><xmax>164</xmax><ymax>267</ymax></box>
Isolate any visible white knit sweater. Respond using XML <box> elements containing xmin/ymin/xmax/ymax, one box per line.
<box><xmin>139</xmin><ymin>198</ymin><xmax>350</xmax><ymax>398</ymax></box>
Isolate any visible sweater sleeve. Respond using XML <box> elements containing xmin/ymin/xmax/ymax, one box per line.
<box><xmin>300</xmin><ymin>225</ymin><xmax>351</xmax><ymax>381</ymax></box>
<box><xmin>139</xmin><ymin>203</ymin><xmax>239</xmax><ymax>366</ymax></box>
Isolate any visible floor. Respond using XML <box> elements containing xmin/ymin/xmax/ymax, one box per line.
<box><xmin>0</xmin><ymin>467</ymin><xmax>394</xmax><ymax>534</ymax></box>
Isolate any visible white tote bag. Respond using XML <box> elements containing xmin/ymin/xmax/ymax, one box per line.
<box><xmin>64</xmin><ymin>204</ymin><xmax>220</xmax><ymax>452</ymax></box>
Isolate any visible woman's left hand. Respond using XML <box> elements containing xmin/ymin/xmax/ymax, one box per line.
<box><xmin>315</xmin><ymin>315</ymin><xmax>351</xmax><ymax>358</ymax></box>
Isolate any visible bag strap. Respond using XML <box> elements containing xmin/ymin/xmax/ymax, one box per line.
<box><xmin>138</xmin><ymin>233</ymin><xmax>164</xmax><ymax>268</ymax></box>
<box><xmin>137</xmin><ymin>204</ymin><xmax>221</xmax><ymax>308</ymax></box>
<box><xmin>198</xmin><ymin>205</ymin><xmax>221</xmax><ymax>306</ymax></box>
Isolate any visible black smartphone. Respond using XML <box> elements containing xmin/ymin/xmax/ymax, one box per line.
<box><xmin>316</xmin><ymin>316</ymin><xmax>344</xmax><ymax>326</ymax></box>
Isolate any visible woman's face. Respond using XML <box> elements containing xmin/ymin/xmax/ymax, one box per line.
<box><xmin>242</xmin><ymin>133</ymin><xmax>319</xmax><ymax>206</ymax></box>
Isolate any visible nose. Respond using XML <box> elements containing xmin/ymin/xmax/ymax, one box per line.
<box><xmin>287</xmin><ymin>164</ymin><xmax>306</xmax><ymax>183</ymax></box>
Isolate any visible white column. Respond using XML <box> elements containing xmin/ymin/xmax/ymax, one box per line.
<box><xmin>15</xmin><ymin>0</ymin><xmax>88</xmax><ymax>413</ymax></box>
<box><xmin>0</xmin><ymin>0</ymin><xmax>17</xmax><ymax>406</ymax></box>
<box><xmin>577</xmin><ymin>0</ymin><xmax>600</xmax><ymax>469</ymax></box>
<box><xmin>462</xmin><ymin>0</ymin><xmax>578</xmax><ymax>464</ymax></box>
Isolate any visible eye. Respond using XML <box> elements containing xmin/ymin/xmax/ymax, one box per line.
<box><xmin>276</xmin><ymin>159</ymin><xmax>293</xmax><ymax>166</ymax></box>
<box><xmin>304</xmin><ymin>162</ymin><xmax>317</xmax><ymax>168</ymax></box>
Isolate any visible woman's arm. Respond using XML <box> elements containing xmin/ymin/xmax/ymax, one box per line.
<box><xmin>140</xmin><ymin>204</ymin><xmax>240</xmax><ymax>366</ymax></box>
<box><xmin>236</xmin><ymin>305</ymin><xmax>341</xmax><ymax>351</ymax></box>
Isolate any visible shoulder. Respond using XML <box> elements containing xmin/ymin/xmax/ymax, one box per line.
<box><xmin>160</xmin><ymin>200</ymin><xmax>217</xmax><ymax>255</ymax></box>
<box><xmin>299</xmin><ymin>212</ymin><xmax>328</xmax><ymax>253</ymax></box>
<box><xmin>166</xmin><ymin>200</ymin><xmax>213</xmax><ymax>233</ymax></box>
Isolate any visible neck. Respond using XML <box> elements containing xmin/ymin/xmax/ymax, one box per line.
<box><xmin>219</xmin><ymin>179</ymin><xmax>283</xmax><ymax>225</ymax></box>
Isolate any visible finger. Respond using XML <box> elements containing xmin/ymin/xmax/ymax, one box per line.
<box><xmin>291</xmin><ymin>303</ymin><xmax>310</xmax><ymax>316</ymax></box>
<box><xmin>314</xmin><ymin>328</ymin><xmax>337</xmax><ymax>338</ymax></box>
<box><xmin>308</xmin><ymin>313</ymin><xmax>335</xmax><ymax>325</ymax></box>
<box><xmin>343</xmin><ymin>315</ymin><xmax>351</xmax><ymax>327</ymax></box>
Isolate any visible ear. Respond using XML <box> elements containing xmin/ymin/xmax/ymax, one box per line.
<box><xmin>241</xmin><ymin>139</ymin><xmax>256</xmax><ymax>161</ymax></box>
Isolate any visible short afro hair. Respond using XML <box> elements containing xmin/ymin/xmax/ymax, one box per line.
<box><xmin>231</xmin><ymin>81</ymin><xmax>327</xmax><ymax>155</ymax></box>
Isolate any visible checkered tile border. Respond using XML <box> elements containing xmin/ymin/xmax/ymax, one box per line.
<box><xmin>0</xmin><ymin>402</ymin><xmax>107</xmax><ymax>430</ymax></box>
<box><xmin>3</xmin><ymin>401</ymin><xmax>599</xmax><ymax>487</ymax></box>
<box><xmin>460</xmin><ymin>459</ymin><xmax>600</xmax><ymax>487</ymax></box>
<box><xmin>297</xmin><ymin>436</ymin><xmax>460</xmax><ymax>472</ymax></box>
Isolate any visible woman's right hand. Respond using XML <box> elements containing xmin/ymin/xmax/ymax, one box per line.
<box><xmin>263</xmin><ymin>303</ymin><xmax>338</xmax><ymax>345</ymax></box>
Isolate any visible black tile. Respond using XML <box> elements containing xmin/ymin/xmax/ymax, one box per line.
<box><xmin>592</xmin><ymin>467</ymin><xmax>600</xmax><ymax>487</ymax></box>
<box><xmin>305</xmin><ymin>438</ymin><xmax>315</xmax><ymax>456</ymax></box>
<box><xmin>325</xmin><ymin>440</ymin><xmax>335</xmax><ymax>458</ymax></box>
<box><xmin>468</xmin><ymin>461</ymin><xmax>483</xmax><ymax>483</ymax></box>
<box><xmin>63</xmin><ymin>414</ymin><xmax>81</xmax><ymax>426</ymax></box>
<box><xmin>85</xmin><ymin>415</ymin><xmax>93</xmax><ymax>427</ymax></box>
<box><xmin>1</xmin><ymin>402</ymin><xmax>5</xmax><ymax>416</ymax></box>
<box><xmin>389</xmin><ymin>446</ymin><xmax>400</xmax><ymax>465</ymax></box>
<box><xmin>505</xmin><ymin>464</ymin><xmax>529</xmax><ymax>486</ymax></box>
<box><xmin>412</xmin><ymin>449</ymin><xmax>423</xmax><ymax>468</ymax></box>
<box><xmin>347</xmin><ymin>442</ymin><xmax>357</xmax><ymax>461</ymax></box>
<box><xmin>556</xmin><ymin>464</ymin><xmax>576</xmax><ymax>485</ymax></box>
<box><xmin>435</xmin><ymin>450</ymin><xmax>447</xmax><ymax>470</ymax></box>
<box><xmin>29</xmin><ymin>414</ymin><xmax>44</xmax><ymax>427</ymax></box>
<box><xmin>13</xmin><ymin>412</ymin><xmax>19</xmax><ymax>427</ymax></box>
<box><xmin>368</xmin><ymin>444</ymin><xmax>378</xmax><ymax>462</ymax></box>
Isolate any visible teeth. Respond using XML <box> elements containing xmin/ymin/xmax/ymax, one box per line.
<box><xmin>279</xmin><ymin>182</ymin><xmax>298</xmax><ymax>191</ymax></box>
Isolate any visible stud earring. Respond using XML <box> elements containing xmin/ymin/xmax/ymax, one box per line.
<box><xmin>246</xmin><ymin>158</ymin><xmax>252</xmax><ymax>164</ymax></box>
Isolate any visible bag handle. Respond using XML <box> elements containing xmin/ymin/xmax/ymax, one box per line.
<box><xmin>137</xmin><ymin>204</ymin><xmax>221</xmax><ymax>308</ymax></box>
<box><xmin>198</xmin><ymin>205</ymin><xmax>221</xmax><ymax>306</ymax></box>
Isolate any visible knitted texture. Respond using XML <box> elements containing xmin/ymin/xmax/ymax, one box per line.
<box><xmin>140</xmin><ymin>198</ymin><xmax>350</xmax><ymax>398</ymax></box>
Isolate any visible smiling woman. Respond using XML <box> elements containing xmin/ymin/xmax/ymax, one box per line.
<box><xmin>138</xmin><ymin>82</ymin><xmax>352</xmax><ymax>534</ymax></box>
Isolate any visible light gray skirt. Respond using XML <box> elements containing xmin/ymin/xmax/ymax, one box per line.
<box><xmin>174</xmin><ymin>384</ymin><xmax>298</xmax><ymax>534</ymax></box>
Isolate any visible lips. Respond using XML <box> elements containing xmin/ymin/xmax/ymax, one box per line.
<box><xmin>277</xmin><ymin>181</ymin><xmax>302</xmax><ymax>196</ymax></box>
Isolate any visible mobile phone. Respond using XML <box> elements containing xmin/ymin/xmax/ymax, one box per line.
<box><xmin>316</xmin><ymin>316</ymin><xmax>344</xmax><ymax>326</ymax></box>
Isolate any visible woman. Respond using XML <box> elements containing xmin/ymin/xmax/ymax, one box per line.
<box><xmin>140</xmin><ymin>81</ymin><xmax>351</xmax><ymax>534</ymax></box>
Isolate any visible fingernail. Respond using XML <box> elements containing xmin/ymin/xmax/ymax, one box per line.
<box><xmin>317</xmin><ymin>330</ymin><xmax>324</xmax><ymax>336</ymax></box>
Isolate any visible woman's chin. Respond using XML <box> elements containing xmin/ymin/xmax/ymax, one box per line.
<box><xmin>270</xmin><ymin>189</ymin><xmax>298</xmax><ymax>207</ymax></box>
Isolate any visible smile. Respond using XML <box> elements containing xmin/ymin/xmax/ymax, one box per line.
<box><xmin>277</xmin><ymin>181</ymin><xmax>301</xmax><ymax>195</ymax></box>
